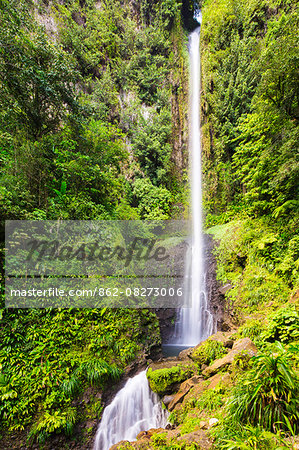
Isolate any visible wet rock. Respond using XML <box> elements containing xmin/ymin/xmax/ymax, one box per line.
<box><xmin>162</xmin><ymin>394</ymin><xmax>175</xmax><ymax>407</ymax></box>
<box><xmin>203</xmin><ymin>338</ymin><xmax>258</xmax><ymax>377</ymax></box>
<box><xmin>155</xmin><ymin>308</ymin><xmax>177</xmax><ymax>342</ymax></box>
<box><xmin>165</xmin><ymin>423</ymin><xmax>175</xmax><ymax>430</ymax></box>
<box><xmin>178</xmin><ymin>347</ymin><xmax>193</xmax><ymax>360</ymax></box>
<box><xmin>205</xmin><ymin>234</ymin><xmax>229</xmax><ymax>331</ymax></box>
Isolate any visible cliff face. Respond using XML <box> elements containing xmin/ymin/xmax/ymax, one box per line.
<box><xmin>33</xmin><ymin>0</ymin><xmax>190</xmax><ymax>202</ymax></box>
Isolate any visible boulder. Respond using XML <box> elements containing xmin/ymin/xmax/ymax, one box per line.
<box><xmin>207</xmin><ymin>372</ymin><xmax>231</xmax><ymax>390</ymax></box>
<box><xmin>136</xmin><ymin>428</ymin><xmax>165</xmax><ymax>440</ymax></box>
<box><xmin>202</xmin><ymin>338</ymin><xmax>258</xmax><ymax>378</ymax></box>
<box><xmin>168</xmin><ymin>375</ymin><xmax>203</xmax><ymax>411</ymax></box>
<box><xmin>208</xmin><ymin>418</ymin><xmax>219</xmax><ymax>427</ymax></box>
<box><xmin>176</xmin><ymin>430</ymin><xmax>212</xmax><ymax>448</ymax></box>
<box><xmin>192</xmin><ymin>331</ymin><xmax>234</xmax><ymax>353</ymax></box>
<box><xmin>162</xmin><ymin>394</ymin><xmax>175</xmax><ymax>407</ymax></box>
<box><xmin>231</xmin><ymin>338</ymin><xmax>258</xmax><ymax>355</ymax></box>
<box><xmin>147</xmin><ymin>361</ymin><xmax>196</xmax><ymax>395</ymax></box>
<box><xmin>178</xmin><ymin>347</ymin><xmax>193</xmax><ymax>360</ymax></box>
<box><xmin>110</xmin><ymin>441</ymin><xmax>132</xmax><ymax>449</ymax></box>
<box><xmin>208</xmin><ymin>331</ymin><xmax>234</xmax><ymax>348</ymax></box>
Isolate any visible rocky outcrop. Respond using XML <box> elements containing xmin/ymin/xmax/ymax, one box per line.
<box><xmin>205</xmin><ymin>233</ymin><xmax>234</xmax><ymax>332</ymax></box>
<box><xmin>168</xmin><ymin>375</ymin><xmax>203</xmax><ymax>410</ymax></box>
<box><xmin>202</xmin><ymin>338</ymin><xmax>258</xmax><ymax>377</ymax></box>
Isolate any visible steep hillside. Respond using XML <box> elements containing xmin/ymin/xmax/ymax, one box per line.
<box><xmin>0</xmin><ymin>0</ymin><xmax>192</xmax><ymax>447</ymax></box>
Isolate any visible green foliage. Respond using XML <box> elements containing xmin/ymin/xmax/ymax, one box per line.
<box><xmin>133</xmin><ymin>178</ymin><xmax>173</xmax><ymax>219</ymax></box>
<box><xmin>209</xmin><ymin>218</ymin><xmax>296</xmax><ymax>316</ymax></box>
<box><xmin>262</xmin><ymin>305</ymin><xmax>299</xmax><ymax>344</ymax></box>
<box><xmin>0</xmin><ymin>0</ymin><xmax>183</xmax><ymax>222</ymax></box>
<box><xmin>0</xmin><ymin>308</ymin><xmax>160</xmax><ymax>439</ymax></box>
<box><xmin>191</xmin><ymin>340</ymin><xmax>227</xmax><ymax>367</ymax></box>
<box><xmin>201</xmin><ymin>0</ymin><xmax>299</xmax><ymax>218</ymax></box>
<box><xmin>212</xmin><ymin>423</ymin><xmax>289</xmax><ymax>450</ymax></box>
<box><xmin>0</xmin><ymin>0</ymin><xmax>79</xmax><ymax>138</ymax></box>
<box><xmin>239</xmin><ymin>319</ymin><xmax>266</xmax><ymax>346</ymax></box>
<box><xmin>131</xmin><ymin>107</ymin><xmax>172</xmax><ymax>184</ymax></box>
<box><xmin>80</xmin><ymin>359</ymin><xmax>122</xmax><ymax>386</ymax></box>
<box><xmin>196</xmin><ymin>387</ymin><xmax>224</xmax><ymax>412</ymax></box>
<box><xmin>0</xmin><ymin>0</ymin><xmax>186</xmax><ymax>445</ymax></box>
<box><xmin>28</xmin><ymin>407</ymin><xmax>76</xmax><ymax>444</ymax></box>
<box><xmin>228</xmin><ymin>343</ymin><xmax>299</xmax><ymax>433</ymax></box>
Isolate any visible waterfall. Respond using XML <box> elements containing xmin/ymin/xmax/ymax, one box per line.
<box><xmin>93</xmin><ymin>370</ymin><xmax>168</xmax><ymax>450</ymax></box>
<box><xmin>172</xmin><ymin>17</ymin><xmax>213</xmax><ymax>347</ymax></box>
<box><xmin>93</xmin><ymin>13</ymin><xmax>213</xmax><ymax>450</ymax></box>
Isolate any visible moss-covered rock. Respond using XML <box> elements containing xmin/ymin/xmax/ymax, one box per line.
<box><xmin>191</xmin><ymin>339</ymin><xmax>228</xmax><ymax>368</ymax></box>
<box><xmin>202</xmin><ymin>338</ymin><xmax>258</xmax><ymax>378</ymax></box>
<box><xmin>146</xmin><ymin>364</ymin><xmax>196</xmax><ymax>395</ymax></box>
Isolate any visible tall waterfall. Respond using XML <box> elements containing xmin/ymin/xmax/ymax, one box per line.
<box><xmin>173</xmin><ymin>19</ymin><xmax>213</xmax><ymax>347</ymax></box>
<box><xmin>93</xmin><ymin>370</ymin><xmax>168</xmax><ymax>450</ymax></box>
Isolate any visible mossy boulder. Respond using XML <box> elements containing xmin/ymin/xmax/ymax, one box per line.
<box><xmin>147</xmin><ymin>363</ymin><xmax>196</xmax><ymax>395</ymax></box>
<box><xmin>191</xmin><ymin>339</ymin><xmax>228</xmax><ymax>368</ymax></box>
<box><xmin>202</xmin><ymin>338</ymin><xmax>258</xmax><ymax>378</ymax></box>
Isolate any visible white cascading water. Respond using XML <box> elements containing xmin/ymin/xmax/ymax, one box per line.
<box><xmin>173</xmin><ymin>16</ymin><xmax>213</xmax><ymax>347</ymax></box>
<box><xmin>94</xmin><ymin>13</ymin><xmax>213</xmax><ymax>450</ymax></box>
<box><xmin>93</xmin><ymin>370</ymin><xmax>168</xmax><ymax>450</ymax></box>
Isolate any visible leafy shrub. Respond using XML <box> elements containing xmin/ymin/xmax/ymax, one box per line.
<box><xmin>61</xmin><ymin>373</ymin><xmax>81</xmax><ymax>398</ymax></box>
<box><xmin>231</xmin><ymin>350</ymin><xmax>252</xmax><ymax>371</ymax></box>
<box><xmin>262</xmin><ymin>305</ymin><xmax>299</xmax><ymax>344</ymax></box>
<box><xmin>196</xmin><ymin>388</ymin><xmax>224</xmax><ymax>412</ymax></box>
<box><xmin>240</xmin><ymin>265</ymin><xmax>289</xmax><ymax>307</ymax></box>
<box><xmin>28</xmin><ymin>407</ymin><xmax>76</xmax><ymax>444</ymax></box>
<box><xmin>80</xmin><ymin>359</ymin><xmax>122</xmax><ymax>387</ymax></box>
<box><xmin>213</xmin><ymin>423</ymin><xmax>288</xmax><ymax>450</ymax></box>
<box><xmin>133</xmin><ymin>178</ymin><xmax>172</xmax><ymax>219</ymax></box>
<box><xmin>228</xmin><ymin>343</ymin><xmax>299</xmax><ymax>433</ymax></box>
<box><xmin>239</xmin><ymin>319</ymin><xmax>266</xmax><ymax>345</ymax></box>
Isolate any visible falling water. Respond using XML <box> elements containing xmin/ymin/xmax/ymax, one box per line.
<box><xmin>93</xmin><ymin>370</ymin><xmax>168</xmax><ymax>450</ymax></box>
<box><xmin>172</xmin><ymin>16</ymin><xmax>213</xmax><ymax>347</ymax></box>
<box><xmin>94</xmin><ymin>12</ymin><xmax>213</xmax><ymax>450</ymax></box>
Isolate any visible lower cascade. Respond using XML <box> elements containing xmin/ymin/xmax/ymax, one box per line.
<box><xmin>93</xmin><ymin>370</ymin><xmax>168</xmax><ymax>450</ymax></box>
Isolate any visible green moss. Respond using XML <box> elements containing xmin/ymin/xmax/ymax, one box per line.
<box><xmin>146</xmin><ymin>364</ymin><xmax>195</xmax><ymax>395</ymax></box>
<box><xmin>191</xmin><ymin>340</ymin><xmax>227</xmax><ymax>368</ymax></box>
